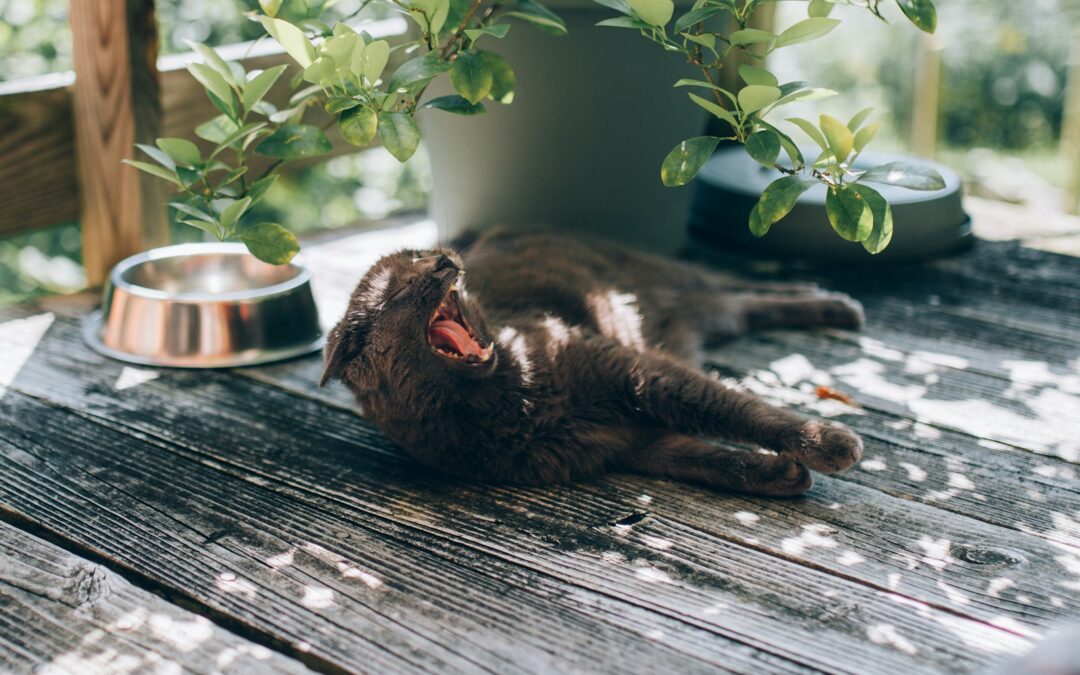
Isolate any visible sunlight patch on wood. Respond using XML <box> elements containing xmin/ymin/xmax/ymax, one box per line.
<box><xmin>0</xmin><ymin>312</ymin><xmax>53</xmax><ymax>398</ymax></box>
<box><xmin>114</xmin><ymin>366</ymin><xmax>159</xmax><ymax>391</ymax></box>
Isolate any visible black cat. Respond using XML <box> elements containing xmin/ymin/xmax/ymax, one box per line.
<box><xmin>321</xmin><ymin>229</ymin><xmax>864</xmax><ymax>496</ymax></box>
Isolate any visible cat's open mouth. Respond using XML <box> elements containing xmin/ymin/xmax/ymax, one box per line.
<box><xmin>428</xmin><ymin>274</ymin><xmax>494</xmax><ymax>364</ymax></box>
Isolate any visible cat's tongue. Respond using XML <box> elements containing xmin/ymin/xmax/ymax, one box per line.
<box><xmin>430</xmin><ymin>320</ymin><xmax>484</xmax><ymax>357</ymax></box>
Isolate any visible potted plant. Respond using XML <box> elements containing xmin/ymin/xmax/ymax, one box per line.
<box><xmin>593</xmin><ymin>0</ymin><xmax>950</xmax><ymax>255</ymax></box>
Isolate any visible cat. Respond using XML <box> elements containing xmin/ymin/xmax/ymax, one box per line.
<box><xmin>321</xmin><ymin>229</ymin><xmax>865</xmax><ymax>496</ymax></box>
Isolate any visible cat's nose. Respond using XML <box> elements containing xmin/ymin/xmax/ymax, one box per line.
<box><xmin>414</xmin><ymin>254</ymin><xmax>459</xmax><ymax>274</ymax></box>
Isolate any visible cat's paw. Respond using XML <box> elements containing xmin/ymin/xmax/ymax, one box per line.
<box><xmin>790</xmin><ymin>421</ymin><xmax>863</xmax><ymax>474</ymax></box>
<box><xmin>819</xmin><ymin>293</ymin><xmax>865</xmax><ymax>330</ymax></box>
<box><xmin>752</xmin><ymin>457</ymin><xmax>813</xmax><ymax>497</ymax></box>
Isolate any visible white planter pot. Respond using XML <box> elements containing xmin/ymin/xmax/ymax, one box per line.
<box><xmin>420</xmin><ymin>8</ymin><xmax>704</xmax><ymax>254</ymax></box>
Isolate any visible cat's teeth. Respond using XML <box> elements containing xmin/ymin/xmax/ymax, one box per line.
<box><xmin>479</xmin><ymin>343</ymin><xmax>494</xmax><ymax>361</ymax></box>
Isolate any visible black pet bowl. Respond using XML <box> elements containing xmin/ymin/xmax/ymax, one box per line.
<box><xmin>688</xmin><ymin>146</ymin><xmax>972</xmax><ymax>261</ymax></box>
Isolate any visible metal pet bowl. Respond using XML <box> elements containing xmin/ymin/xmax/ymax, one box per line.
<box><xmin>83</xmin><ymin>242</ymin><xmax>323</xmax><ymax>368</ymax></box>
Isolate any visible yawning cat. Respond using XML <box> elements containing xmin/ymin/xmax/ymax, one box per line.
<box><xmin>321</xmin><ymin>229</ymin><xmax>865</xmax><ymax>496</ymax></box>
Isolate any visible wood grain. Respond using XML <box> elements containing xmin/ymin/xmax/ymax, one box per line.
<box><xmin>69</xmin><ymin>0</ymin><xmax>168</xmax><ymax>285</ymax></box>
<box><xmin>0</xmin><ymin>520</ymin><xmax>312</xmax><ymax>674</ymax></box>
<box><xmin>0</xmin><ymin>307</ymin><xmax>1060</xmax><ymax>669</ymax></box>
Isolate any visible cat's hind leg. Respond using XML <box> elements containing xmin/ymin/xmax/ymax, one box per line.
<box><xmin>623</xmin><ymin>434</ymin><xmax>812</xmax><ymax>496</ymax></box>
<box><xmin>625</xmin><ymin>350</ymin><xmax>863</xmax><ymax>474</ymax></box>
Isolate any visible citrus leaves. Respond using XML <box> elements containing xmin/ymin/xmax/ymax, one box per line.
<box><xmin>661</xmin><ymin>136</ymin><xmax>721</xmax><ymax>187</ymax></box>
<box><xmin>858</xmin><ymin>161</ymin><xmax>946</xmax><ymax>190</ymax></box>
<box><xmin>239</xmin><ymin>223</ymin><xmax>300</xmax><ymax>264</ymax></box>
<box><xmin>592</xmin><ymin>0</ymin><xmax>940</xmax><ymax>255</ymax></box>
<box><xmin>256</xmin><ymin>124</ymin><xmax>332</xmax><ymax>159</ymax></box>
<box><xmin>749</xmin><ymin>176</ymin><xmax>815</xmax><ymax>237</ymax></box>
<box><xmin>628</xmin><ymin>0</ymin><xmax>674</xmax><ymax>27</ymax></box>
<box><xmin>378</xmin><ymin>112</ymin><xmax>422</xmax><ymax>162</ymax></box>
<box><xmin>339</xmin><ymin>106</ymin><xmax>379</xmax><ymax>146</ymax></box>
<box><xmin>896</xmin><ymin>0</ymin><xmax>937</xmax><ymax>33</ymax></box>
<box><xmin>451</xmin><ymin>51</ymin><xmax>493</xmax><ymax>104</ymax></box>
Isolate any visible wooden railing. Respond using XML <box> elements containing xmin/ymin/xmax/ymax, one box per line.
<box><xmin>0</xmin><ymin>0</ymin><xmax>406</xmax><ymax>285</ymax></box>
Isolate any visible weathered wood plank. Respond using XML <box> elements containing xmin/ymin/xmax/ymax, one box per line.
<box><xmin>0</xmin><ymin>389</ymin><xmax>806</xmax><ymax>674</ymax></box>
<box><xmin>70</xmin><ymin>0</ymin><xmax>168</xmax><ymax>285</ymax></box>
<box><xmin>709</xmin><ymin>331</ymin><xmax>1080</xmax><ymax>464</ymax></box>
<box><xmin>0</xmin><ymin>520</ymin><xmax>311</xmax><ymax>675</ymax></box>
<box><xmin>0</xmin><ymin>311</ymin><xmax>1057</xmax><ymax>652</ymax></box>
<box><xmin>0</xmin><ymin>382</ymin><xmax>1033</xmax><ymax>674</ymax></box>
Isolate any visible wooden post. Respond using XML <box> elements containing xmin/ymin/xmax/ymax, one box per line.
<box><xmin>70</xmin><ymin>0</ymin><xmax>168</xmax><ymax>286</ymax></box>
<box><xmin>910</xmin><ymin>32</ymin><xmax>942</xmax><ymax>159</ymax></box>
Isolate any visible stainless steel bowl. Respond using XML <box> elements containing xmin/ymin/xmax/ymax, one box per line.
<box><xmin>83</xmin><ymin>242</ymin><xmax>323</xmax><ymax>368</ymax></box>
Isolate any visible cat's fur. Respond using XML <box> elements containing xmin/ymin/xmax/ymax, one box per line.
<box><xmin>321</xmin><ymin>229</ymin><xmax>865</xmax><ymax>496</ymax></box>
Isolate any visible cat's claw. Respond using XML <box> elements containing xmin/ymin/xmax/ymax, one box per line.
<box><xmin>789</xmin><ymin>421</ymin><xmax>863</xmax><ymax>474</ymax></box>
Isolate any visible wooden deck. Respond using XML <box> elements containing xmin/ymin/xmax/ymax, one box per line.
<box><xmin>1</xmin><ymin>218</ymin><xmax>1078</xmax><ymax>674</ymax></box>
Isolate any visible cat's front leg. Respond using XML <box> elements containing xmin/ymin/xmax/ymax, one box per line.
<box><xmin>627</xmin><ymin>351</ymin><xmax>862</xmax><ymax>474</ymax></box>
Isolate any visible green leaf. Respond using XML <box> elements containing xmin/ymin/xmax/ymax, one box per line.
<box><xmin>302</xmin><ymin>56</ymin><xmax>337</xmax><ymax>85</ymax></box>
<box><xmin>219</xmin><ymin>196</ymin><xmax>252</xmax><ymax>233</ymax></box>
<box><xmin>766</xmin><ymin>86</ymin><xmax>836</xmax><ymax>112</ymax></box>
<box><xmin>242</xmin><ymin>64</ymin><xmax>287</xmax><ymax>113</ymax></box>
<box><xmin>661</xmin><ymin>136</ymin><xmax>720</xmax><ymax>187</ymax></box>
<box><xmin>169</xmin><ymin>201</ymin><xmax>217</xmax><ymax>224</ymax></box>
<box><xmin>745</xmin><ymin>130</ymin><xmax>780</xmax><ymax>168</ymax></box>
<box><xmin>597</xmin><ymin>16</ymin><xmax>653</xmax><ymax>29</ymax></box>
<box><xmin>211</xmin><ymin>122</ymin><xmax>268</xmax><ymax>156</ymax></box>
<box><xmin>135</xmin><ymin>143</ymin><xmax>176</xmax><ymax>170</ymax></box>
<box><xmin>259</xmin><ymin>0</ymin><xmax>283</xmax><ymax>17</ymax></box>
<box><xmin>847</xmin><ymin>107</ymin><xmax>873</xmax><ymax>131</ymax></box>
<box><xmin>155</xmin><ymin>138</ymin><xmax>201</xmax><ymax>167</ymax></box>
<box><xmin>259</xmin><ymin>17</ymin><xmax>317</xmax><ymax>68</ymax></box>
<box><xmin>593</xmin><ymin>0</ymin><xmax>632</xmax><ymax>13</ymax></box>
<box><xmin>808</xmin><ymin>0</ymin><xmax>833</xmax><ymax>17</ymax></box>
<box><xmin>195</xmin><ymin>115</ymin><xmax>238</xmax><ymax>144</ymax></box>
<box><xmin>339</xmin><ymin>106</ymin><xmax>379</xmax><ymax>146</ymax></box>
<box><xmin>122</xmin><ymin>160</ymin><xmax>181</xmax><ymax>186</ymax></box>
<box><xmin>248</xmin><ymin>174</ymin><xmax>278</xmax><ymax>204</ymax></box>
<box><xmin>688</xmin><ymin>92</ymin><xmax>738</xmax><ymax>128</ymax></box>
<box><xmin>421</xmin><ymin>94</ymin><xmax>487</xmax><ymax>115</ymax></box>
<box><xmin>850</xmin><ymin>184</ymin><xmax>894</xmax><ymax>254</ymax></box>
<box><xmin>450</xmin><ymin>51</ymin><xmax>492</xmax><ymax>104</ymax></box>
<box><xmin>857</xmin><ymin>160</ymin><xmax>946</xmax><ymax>190</ymax></box>
<box><xmin>363</xmin><ymin>40</ymin><xmax>390</xmax><ymax>84</ymax></box>
<box><xmin>737</xmin><ymin>84</ymin><xmax>781</xmax><ymax>115</ymax></box>
<box><xmin>895</xmin><ymin>0</ymin><xmax>936</xmax><ymax>33</ymax></box>
<box><xmin>189</xmin><ymin>63</ymin><xmax>237</xmax><ymax>117</ymax></box>
<box><xmin>673</xmin><ymin>6</ymin><xmax>726</xmax><ymax>34</ymax></box>
<box><xmin>681</xmin><ymin>32</ymin><xmax>716</xmax><ymax>50</ymax></box>
<box><xmin>786</xmin><ymin>117</ymin><xmax>827</xmax><ymax>152</ymax></box>
<box><xmin>676</xmin><ymin>80</ymin><xmax>736</xmax><ymax>104</ymax></box>
<box><xmin>749</xmin><ymin>175</ymin><xmax>815</xmax><ymax>237</ymax></box>
<box><xmin>186</xmin><ymin>41</ymin><xmax>237</xmax><ymax>87</ymax></box>
<box><xmin>387</xmin><ymin>52</ymin><xmax>453</xmax><ymax>94</ymax></box>
<box><xmin>321</xmin><ymin>34</ymin><xmax>358</xmax><ymax>73</ymax></box>
<box><xmin>629</xmin><ymin>0</ymin><xmax>673</xmax><ymax>26</ymax></box>
<box><xmin>826</xmin><ymin>185</ymin><xmax>873</xmax><ymax>241</ymax></box>
<box><xmin>853</xmin><ymin>121</ymin><xmax>880</xmax><ymax>152</ymax></box>
<box><xmin>728</xmin><ymin>28</ymin><xmax>774</xmax><ymax>46</ymax></box>
<box><xmin>773</xmin><ymin>17</ymin><xmax>840</xmax><ymax>49</ymax></box>
<box><xmin>819</xmin><ymin>113</ymin><xmax>854</xmax><ymax>160</ymax></box>
<box><xmin>325</xmin><ymin>95</ymin><xmax>361</xmax><ymax>114</ymax></box>
<box><xmin>756</xmin><ymin>118</ymin><xmax>804</xmax><ymax>169</ymax></box>
<box><xmin>255</xmin><ymin>124</ymin><xmax>332</xmax><ymax>159</ymax></box>
<box><xmin>240</xmin><ymin>223</ymin><xmax>300</xmax><ymax>264</ymax></box>
<box><xmin>738</xmin><ymin>65</ymin><xmax>777</xmax><ymax>87</ymax></box>
<box><xmin>502</xmin><ymin>0</ymin><xmax>568</xmax><ymax>35</ymax></box>
<box><xmin>465</xmin><ymin>24</ymin><xmax>511</xmax><ymax>41</ymax></box>
<box><xmin>479</xmin><ymin>50</ymin><xmax>516</xmax><ymax>104</ymax></box>
<box><xmin>378</xmin><ymin>112</ymin><xmax>421</xmax><ymax>162</ymax></box>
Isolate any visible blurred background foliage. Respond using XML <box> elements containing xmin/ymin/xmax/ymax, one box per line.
<box><xmin>0</xmin><ymin>0</ymin><xmax>1076</xmax><ymax>305</ymax></box>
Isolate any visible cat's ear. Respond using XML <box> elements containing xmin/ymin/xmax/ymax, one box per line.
<box><xmin>319</xmin><ymin>318</ymin><xmax>367</xmax><ymax>387</ymax></box>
